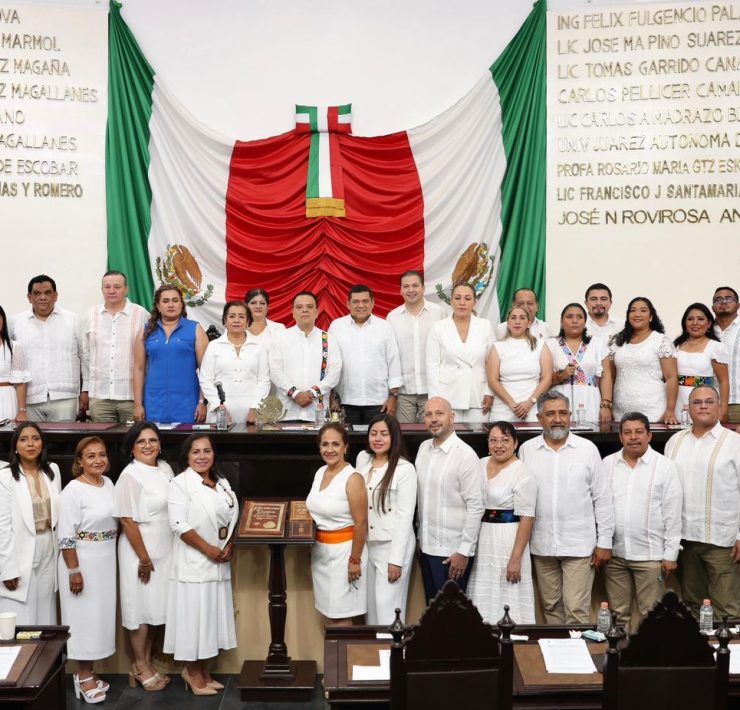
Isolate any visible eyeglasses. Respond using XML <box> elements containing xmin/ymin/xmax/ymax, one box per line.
<box><xmin>713</xmin><ymin>296</ymin><xmax>737</xmax><ymax>304</ymax></box>
<box><xmin>488</xmin><ymin>437</ymin><xmax>513</xmax><ymax>445</ymax></box>
<box><xmin>135</xmin><ymin>438</ymin><xmax>160</xmax><ymax>446</ymax></box>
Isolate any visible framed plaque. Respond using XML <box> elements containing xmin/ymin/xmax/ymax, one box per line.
<box><xmin>239</xmin><ymin>500</ymin><xmax>288</xmax><ymax>537</ymax></box>
<box><xmin>288</xmin><ymin>500</ymin><xmax>314</xmax><ymax>539</ymax></box>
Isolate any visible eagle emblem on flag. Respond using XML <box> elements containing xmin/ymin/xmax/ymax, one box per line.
<box><xmin>155</xmin><ymin>244</ymin><xmax>214</xmax><ymax>307</ymax></box>
<box><xmin>435</xmin><ymin>242</ymin><xmax>496</xmax><ymax>305</ymax></box>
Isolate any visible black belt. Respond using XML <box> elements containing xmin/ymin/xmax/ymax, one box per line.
<box><xmin>481</xmin><ymin>509</ymin><xmax>520</xmax><ymax>524</ymax></box>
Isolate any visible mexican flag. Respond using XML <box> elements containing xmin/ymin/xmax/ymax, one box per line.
<box><xmin>106</xmin><ymin>0</ymin><xmax>545</xmax><ymax>330</ymax></box>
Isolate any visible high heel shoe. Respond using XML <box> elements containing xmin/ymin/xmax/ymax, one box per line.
<box><xmin>181</xmin><ymin>668</ymin><xmax>217</xmax><ymax>696</ymax></box>
<box><xmin>73</xmin><ymin>674</ymin><xmax>106</xmax><ymax>704</ymax></box>
<box><xmin>95</xmin><ymin>677</ymin><xmax>110</xmax><ymax>693</ymax></box>
<box><xmin>128</xmin><ymin>664</ymin><xmax>167</xmax><ymax>691</ymax></box>
<box><xmin>205</xmin><ymin>677</ymin><xmax>224</xmax><ymax>690</ymax></box>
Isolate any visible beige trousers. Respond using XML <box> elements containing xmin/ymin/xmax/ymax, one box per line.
<box><xmin>603</xmin><ymin>556</ymin><xmax>664</xmax><ymax>631</ymax></box>
<box><xmin>396</xmin><ymin>393</ymin><xmax>428</xmax><ymax>424</ymax></box>
<box><xmin>679</xmin><ymin>540</ymin><xmax>740</xmax><ymax>618</ymax></box>
<box><xmin>532</xmin><ymin>555</ymin><xmax>595</xmax><ymax>624</ymax></box>
<box><xmin>25</xmin><ymin>397</ymin><xmax>77</xmax><ymax>422</ymax></box>
<box><xmin>89</xmin><ymin>398</ymin><xmax>135</xmax><ymax>423</ymax></box>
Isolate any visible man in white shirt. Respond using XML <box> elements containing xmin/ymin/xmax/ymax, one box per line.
<box><xmin>601</xmin><ymin>412</ymin><xmax>682</xmax><ymax>630</ymax></box>
<box><xmin>665</xmin><ymin>385</ymin><xmax>740</xmax><ymax>617</ymax></box>
<box><xmin>79</xmin><ymin>271</ymin><xmax>148</xmax><ymax>423</ymax></box>
<box><xmin>712</xmin><ymin>286</ymin><xmax>740</xmax><ymax>424</ymax></box>
<box><xmin>328</xmin><ymin>285</ymin><xmax>403</xmax><ymax>424</ymax></box>
<box><xmin>386</xmin><ymin>270</ymin><xmax>446</xmax><ymax>423</ymax></box>
<box><xmin>269</xmin><ymin>291</ymin><xmax>342</xmax><ymax>422</ymax></box>
<box><xmin>519</xmin><ymin>390</ymin><xmax>614</xmax><ymax>624</ymax></box>
<box><xmin>584</xmin><ymin>282</ymin><xmax>623</xmax><ymax>344</ymax></box>
<box><xmin>495</xmin><ymin>288</ymin><xmax>552</xmax><ymax>340</ymax></box>
<box><xmin>10</xmin><ymin>275</ymin><xmax>85</xmax><ymax>421</ymax></box>
<box><xmin>415</xmin><ymin>396</ymin><xmax>484</xmax><ymax>602</ymax></box>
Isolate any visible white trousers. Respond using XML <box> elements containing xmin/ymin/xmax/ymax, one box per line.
<box><xmin>0</xmin><ymin>530</ymin><xmax>57</xmax><ymax>625</ymax></box>
<box><xmin>366</xmin><ymin>536</ymin><xmax>416</xmax><ymax>625</ymax></box>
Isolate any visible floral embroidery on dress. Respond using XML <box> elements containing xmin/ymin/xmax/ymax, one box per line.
<box><xmin>657</xmin><ymin>335</ymin><xmax>677</xmax><ymax>359</ymax></box>
<box><xmin>59</xmin><ymin>536</ymin><xmax>76</xmax><ymax>549</ymax></box>
<box><xmin>76</xmin><ymin>529</ymin><xmax>118</xmax><ymax>542</ymax></box>
<box><xmin>558</xmin><ymin>338</ymin><xmax>597</xmax><ymax>386</ymax></box>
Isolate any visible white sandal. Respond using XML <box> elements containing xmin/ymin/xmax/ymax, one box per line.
<box><xmin>73</xmin><ymin>674</ymin><xmax>106</xmax><ymax>704</ymax></box>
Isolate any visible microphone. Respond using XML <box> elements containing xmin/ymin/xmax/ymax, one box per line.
<box><xmin>215</xmin><ymin>381</ymin><xmax>226</xmax><ymax>405</ymax></box>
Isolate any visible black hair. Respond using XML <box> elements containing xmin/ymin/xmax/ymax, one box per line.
<box><xmin>585</xmin><ymin>283</ymin><xmax>613</xmax><ymax>300</ymax></box>
<box><xmin>293</xmin><ymin>290</ymin><xmax>318</xmax><ymax>307</ymax></box>
<box><xmin>144</xmin><ymin>284</ymin><xmax>186</xmax><ymax>337</ymax></box>
<box><xmin>557</xmin><ymin>303</ymin><xmax>592</xmax><ymax>345</ymax></box>
<box><xmin>348</xmin><ymin>284</ymin><xmax>374</xmax><ymax>300</ymax></box>
<box><xmin>364</xmin><ymin>414</ymin><xmax>407</xmax><ymax>515</ymax></box>
<box><xmin>674</xmin><ymin>303</ymin><xmax>719</xmax><ymax>347</ymax></box>
<box><xmin>178</xmin><ymin>434</ymin><xmax>223</xmax><ymax>483</ymax></box>
<box><xmin>124</xmin><ymin>421</ymin><xmax>163</xmax><ymax>462</ymax></box>
<box><xmin>244</xmin><ymin>288</ymin><xmax>270</xmax><ymax>306</ymax></box>
<box><xmin>613</xmin><ymin>296</ymin><xmax>665</xmax><ymax>347</ymax></box>
<box><xmin>713</xmin><ymin>286</ymin><xmax>738</xmax><ymax>302</ymax></box>
<box><xmin>400</xmin><ymin>270</ymin><xmax>424</xmax><ymax>285</ymax></box>
<box><xmin>6</xmin><ymin>422</ymin><xmax>55</xmax><ymax>481</ymax></box>
<box><xmin>619</xmin><ymin>412</ymin><xmax>651</xmax><ymax>433</ymax></box>
<box><xmin>102</xmin><ymin>270</ymin><xmax>128</xmax><ymax>285</ymax></box>
<box><xmin>222</xmin><ymin>300</ymin><xmax>252</xmax><ymax>327</ymax></box>
<box><xmin>27</xmin><ymin>274</ymin><xmax>57</xmax><ymax>294</ymax></box>
<box><xmin>487</xmin><ymin>420</ymin><xmax>519</xmax><ymax>445</ymax></box>
<box><xmin>0</xmin><ymin>305</ymin><xmax>12</xmax><ymax>358</ymax></box>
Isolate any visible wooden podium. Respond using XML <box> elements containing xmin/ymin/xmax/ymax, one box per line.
<box><xmin>0</xmin><ymin>625</ymin><xmax>69</xmax><ymax>710</ymax></box>
<box><xmin>235</xmin><ymin>498</ymin><xmax>317</xmax><ymax>701</ymax></box>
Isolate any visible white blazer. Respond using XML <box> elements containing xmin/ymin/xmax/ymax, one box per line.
<box><xmin>168</xmin><ymin>468</ymin><xmax>238</xmax><ymax>583</ymax></box>
<box><xmin>426</xmin><ymin>315</ymin><xmax>494</xmax><ymax>409</ymax></box>
<box><xmin>356</xmin><ymin>452</ymin><xmax>417</xmax><ymax>567</ymax></box>
<box><xmin>0</xmin><ymin>463</ymin><xmax>62</xmax><ymax>602</ymax></box>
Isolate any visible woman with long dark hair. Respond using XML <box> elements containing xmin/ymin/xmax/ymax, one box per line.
<box><xmin>164</xmin><ymin>435</ymin><xmax>237</xmax><ymax>695</ymax></box>
<box><xmin>0</xmin><ymin>422</ymin><xmax>61</xmax><ymax>624</ymax></box>
<box><xmin>610</xmin><ymin>297</ymin><xmax>679</xmax><ymax>423</ymax></box>
<box><xmin>546</xmin><ymin>303</ymin><xmax>613</xmax><ymax>424</ymax></box>
<box><xmin>673</xmin><ymin>303</ymin><xmax>729</xmax><ymax>421</ymax></box>
<box><xmin>0</xmin><ymin>304</ymin><xmax>29</xmax><ymax>421</ymax></box>
<box><xmin>114</xmin><ymin>422</ymin><xmax>174</xmax><ymax>691</ymax></box>
<box><xmin>244</xmin><ymin>288</ymin><xmax>285</xmax><ymax>353</ymax></box>
<box><xmin>355</xmin><ymin>414</ymin><xmax>416</xmax><ymax>623</ymax></box>
<box><xmin>133</xmin><ymin>284</ymin><xmax>209</xmax><ymax>423</ymax></box>
<box><xmin>468</xmin><ymin>421</ymin><xmax>536</xmax><ymax>623</ymax></box>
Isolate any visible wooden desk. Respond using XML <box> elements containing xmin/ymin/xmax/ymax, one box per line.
<box><xmin>0</xmin><ymin>626</ymin><xmax>69</xmax><ymax>710</ymax></box>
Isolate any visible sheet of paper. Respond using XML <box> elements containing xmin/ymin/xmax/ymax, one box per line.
<box><xmin>712</xmin><ymin>644</ymin><xmax>740</xmax><ymax>674</ymax></box>
<box><xmin>375</xmin><ymin>632</ymin><xmax>393</xmax><ymax>640</ymax></box>
<box><xmin>352</xmin><ymin>664</ymin><xmax>390</xmax><ymax>681</ymax></box>
<box><xmin>510</xmin><ymin>634</ymin><xmax>530</xmax><ymax>641</ymax></box>
<box><xmin>0</xmin><ymin>645</ymin><xmax>21</xmax><ymax>679</ymax></box>
<box><xmin>538</xmin><ymin>638</ymin><xmax>598</xmax><ymax>674</ymax></box>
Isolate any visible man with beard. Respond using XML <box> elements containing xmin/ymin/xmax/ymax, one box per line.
<box><xmin>519</xmin><ymin>390</ymin><xmax>614</xmax><ymax>624</ymax></box>
<box><xmin>584</xmin><ymin>282</ymin><xmax>622</xmax><ymax>345</ymax></box>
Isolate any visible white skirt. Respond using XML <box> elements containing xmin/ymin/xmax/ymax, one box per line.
<box><xmin>311</xmin><ymin>539</ymin><xmax>367</xmax><ymax>619</ymax></box>
<box><xmin>118</xmin><ymin>520</ymin><xmax>172</xmax><ymax>629</ymax></box>
<box><xmin>468</xmin><ymin>521</ymin><xmax>535</xmax><ymax>625</ymax></box>
<box><xmin>163</xmin><ymin>579</ymin><xmax>236</xmax><ymax>661</ymax></box>
<box><xmin>0</xmin><ymin>530</ymin><xmax>56</xmax><ymax>626</ymax></box>
<box><xmin>58</xmin><ymin>538</ymin><xmax>117</xmax><ymax>660</ymax></box>
<box><xmin>366</xmin><ymin>536</ymin><xmax>415</xmax><ymax>625</ymax></box>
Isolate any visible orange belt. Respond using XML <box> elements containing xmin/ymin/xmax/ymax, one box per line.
<box><xmin>315</xmin><ymin>526</ymin><xmax>354</xmax><ymax>544</ymax></box>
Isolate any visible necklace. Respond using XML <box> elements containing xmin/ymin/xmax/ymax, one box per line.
<box><xmin>80</xmin><ymin>474</ymin><xmax>104</xmax><ymax>487</ymax></box>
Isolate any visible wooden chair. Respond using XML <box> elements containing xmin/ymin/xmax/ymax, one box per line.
<box><xmin>389</xmin><ymin>580</ymin><xmax>514</xmax><ymax>710</ymax></box>
<box><xmin>602</xmin><ymin>590</ymin><xmax>732</xmax><ymax>710</ymax></box>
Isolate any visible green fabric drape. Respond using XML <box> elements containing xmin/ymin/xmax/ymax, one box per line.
<box><xmin>491</xmin><ymin>0</ymin><xmax>547</xmax><ymax>317</ymax></box>
<box><xmin>106</xmin><ymin>1</ymin><xmax>155</xmax><ymax>307</ymax></box>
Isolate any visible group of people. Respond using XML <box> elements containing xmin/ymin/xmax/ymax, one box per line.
<box><xmin>306</xmin><ymin>388</ymin><xmax>739</xmax><ymax>639</ymax></box>
<box><xmin>0</xmin><ymin>424</ymin><xmax>237</xmax><ymax>700</ymax></box>
<box><xmin>1</xmin><ymin>272</ymin><xmax>738</xmax><ymax>429</ymax></box>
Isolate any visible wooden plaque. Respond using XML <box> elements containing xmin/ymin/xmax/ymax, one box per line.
<box><xmin>239</xmin><ymin>500</ymin><xmax>287</xmax><ymax>537</ymax></box>
<box><xmin>288</xmin><ymin>500</ymin><xmax>315</xmax><ymax>539</ymax></box>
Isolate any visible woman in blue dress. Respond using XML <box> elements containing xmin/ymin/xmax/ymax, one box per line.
<box><xmin>133</xmin><ymin>285</ymin><xmax>209</xmax><ymax>423</ymax></box>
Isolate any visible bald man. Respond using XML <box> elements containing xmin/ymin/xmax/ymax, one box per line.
<box><xmin>415</xmin><ymin>397</ymin><xmax>485</xmax><ymax>602</ymax></box>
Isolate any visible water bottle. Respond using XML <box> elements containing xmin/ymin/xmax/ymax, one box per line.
<box><xmin>576</xmin><ymin>403</ymin><xmax>586</xmax><ymax>426</ymax></box>
<box><xmin>680</xmin><ymin>404</ymin><xmax>690</xmax><ymax>428</ymax></box>
<box><xmin>314</xmin><ymin>400</ymin><xmax>326</xmax><ymax>429</ymax></box>
<box><xmin>699</xmin><ymin>599</ymin><xmax>714</xmax><ymax>635</ymax></box>
<box><xmin>596</xmin><ymin>602</ymin><xmax>611</xmax><ymax>634</ymax></box>
<box><xmin>216</xmin><ymin>406</ymin><xmax>228</xmax><ymax>431</ymax></box>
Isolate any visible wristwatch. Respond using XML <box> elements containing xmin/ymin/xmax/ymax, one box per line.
<box><xmin>529</xmin><ymin>397</ymin><xmax>537</xmax><ymax>404</ymax></box>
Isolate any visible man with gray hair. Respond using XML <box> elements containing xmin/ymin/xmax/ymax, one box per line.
<box><xmin>519</xmin><ymin>390</ymin><xmax>614</xmax><ymax>623</ymax></box>
<box><xmin>665</xmin><ymin>385</ymin><xmax>740</xmax><ymax>617</ymax></box>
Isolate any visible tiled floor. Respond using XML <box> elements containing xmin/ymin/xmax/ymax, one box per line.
<box><xmin>65</xmin><ymin>674</ymin><xmax>328</xmax><ymax>709</ymax></box>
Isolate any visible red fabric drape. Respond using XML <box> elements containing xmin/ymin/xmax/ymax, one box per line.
<box><xmin>225</xmin><ymin>130</ymin><xmax>425</xmax><ymax>330</ymax></box>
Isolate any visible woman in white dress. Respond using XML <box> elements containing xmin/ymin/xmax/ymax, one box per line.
<box><xmin>164</xmin><ymin>434</ymin><xmax>237</xmax><ymax>696</ymax></box>
<box><xmin>244</xmin><ymin>287</ymin><xmax>286</xmax><ymax>352</ymax></box>
<box><xmin>355</xmin><ymin>414</ymin><xmax>416</xmax><ymax>624</ymax></box>
<box><xmin>306</xmin><ymin>423</ymin><xmax>368</xmax><ymax>624</ymax></box>
<box><xmin>488</xmin><ymin>306</ymin><xmax>553</xmax><ymax>422</ymax></box>
<box><xmin>426</xmin><ymin>282</ymin><xmax>493</xmax><ymax>423</ymax></box>
<box><xmin>468</xmin><ymin>421</ymin><xmax>536</xmax><ymax>624</ymax></box>
<box><xmin>0</xmin><ymin>305</ymin><xmax>30</xmax><ymax>421</ymax></box>
<box><xmin>199</xmin><ymin>301</ymin><xmax>271</xmax><ymax>425</ymax></box>
<box><xmin>546</xmin><ymin>303</ymin><xmax>613</xmax><ymax>424</ymax></box>
<box><xmin>0</xmin><ymin>423</ymin><xmax>61</xmax><ymax>625</ymax></box>
<box><xmin>673</xmin><ymin>303</ymin><xmax>730</xmax><ymax>421</ymax></box>
<box><xmin>610</xmin><ymin>297</ymin><xmax>679</xmax><ymax>423</ymax></box>
<box><xmin>114</xmin><ymin>422</ymin><xmax>174</xmax><ymax>692</ymax></box>
<box><xmin>58</xmin><ymin>436</ymin><xmax>117</xmax><ymax>704</ymax></box>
